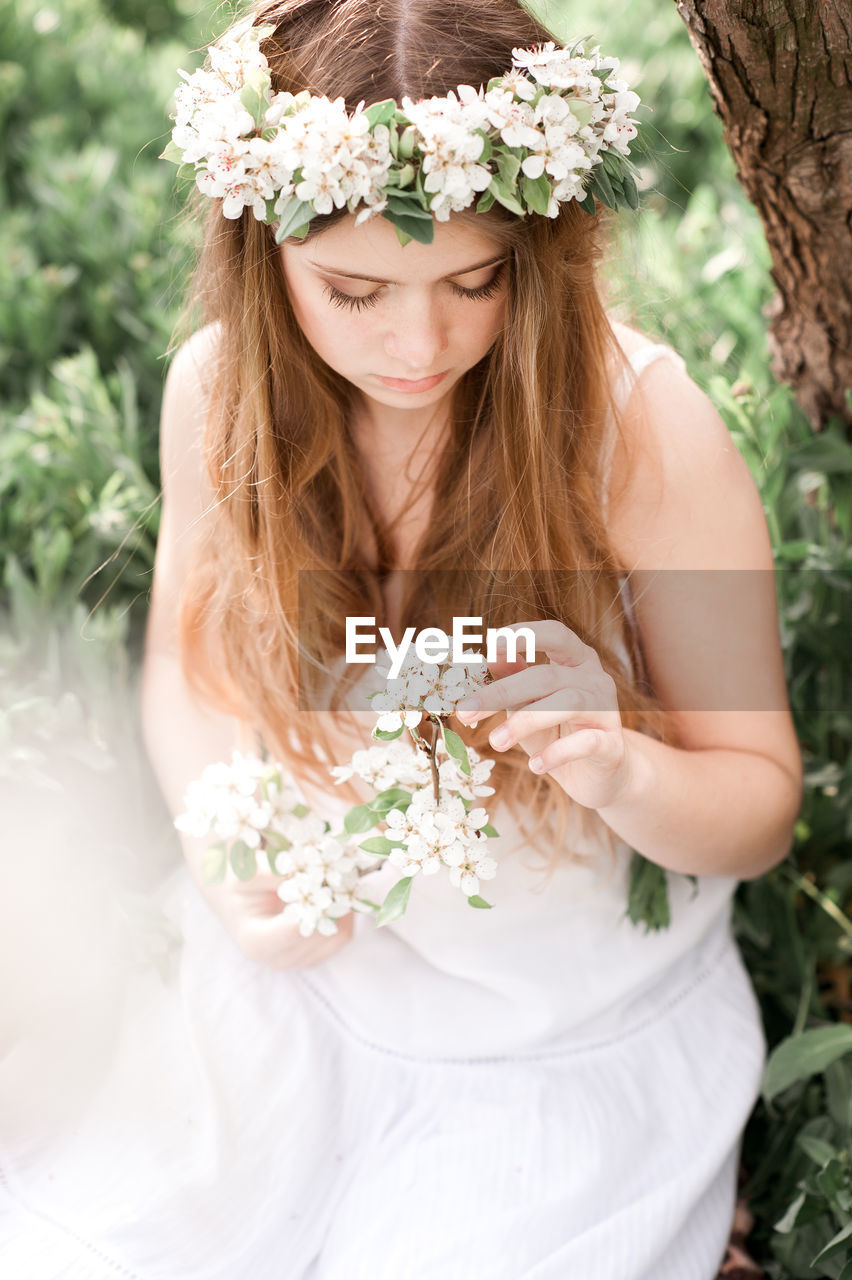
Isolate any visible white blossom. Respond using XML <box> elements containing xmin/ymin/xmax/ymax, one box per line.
<box><xmin>400</xmin><ymin>92</ymin><xmax>492</xmax><ymax>221</ymax></box>
<box><xmin>384</xmin><ymin>791</ymin><xmax>494</xmax><ymax>899</ymax></box>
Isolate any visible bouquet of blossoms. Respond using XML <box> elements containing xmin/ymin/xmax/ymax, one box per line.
<box><xmin>175</xmin><ymin>648</ymin><xmax>500</xmax><ymax>937</ymax></box>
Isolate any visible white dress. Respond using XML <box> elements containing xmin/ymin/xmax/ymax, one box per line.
<box><xmin>0</xmin><ymin>343</ymin><xmax>767</xmax><ymax>1280</ymax></box>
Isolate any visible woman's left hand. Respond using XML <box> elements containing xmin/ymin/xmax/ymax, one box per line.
<box><xmin>454</xmin><ymin>620</ymin><xmax>634</xmax><ymax>812</ymax></box>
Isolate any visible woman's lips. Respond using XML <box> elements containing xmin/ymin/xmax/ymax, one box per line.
<box><xmin>375</xmin><ymin>371</ymin><xmax>448</xmax><ymax>393</ymax></box>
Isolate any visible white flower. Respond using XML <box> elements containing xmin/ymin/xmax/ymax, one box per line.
<box><xmin>445</xmin><ymin>848</ymin><xmax>498</xmax><ymax>897</ymax></box>
<box><xmin>329</xmin><ymin>740</ymin><xmax>431</xmax><ymax>791</ymax></box>
<box><xmin>383</xmin><ymin>790</ymin><xmax>496</xmax><ymax>898</ymax></box>
<box><xmin>511</xmin><ymin>43</ymin><xmax>604</xmax><ymax>98</ymax></box>
<box><xmin>495</xmin><ymin>69</ymin><xmax>538</xmax><ymax>102</ymax></box>
<box><xmin>174</xmin><ymin>750</ymin><xmax>283</xmax><ymax>844</ymax></box>
<box><xmin>600</xmin><ymin>87</ymin><xmax>641</xmax><ymax>156</ymax></box>
<box><xmin>482</xmin><ymin>88</ymin><xmax>540</xmax><ymax>149</ymax></box>
<box><xmin>400</xmin><ymin>93</ymin><xmax>493</xmax><ymax>220</ymax></box>
<box><xmin>372</xmin><ymin>648</ymin><xmax>490</xmax><ymax>725</ymax></box>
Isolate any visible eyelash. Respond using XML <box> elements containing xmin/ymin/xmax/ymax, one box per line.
<box><xmin>322</xmin><ymin>265</ymin><xmax>505</xmax><ymax>312</ymax></box>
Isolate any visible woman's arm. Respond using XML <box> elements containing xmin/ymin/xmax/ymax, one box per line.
<box><xmin>597</xmin><ymin>354</ymin><xmax>803</xmax><ymax>879</ymax></box>
<box><xmin>458</xmin><ymin>352</ymin><xmax>802</xmax><ymax>880</ymax></box>
<box><xmin>140</xmin><ymin>328</ymin><xmax>354</xmax><ymax>966</ymax></box>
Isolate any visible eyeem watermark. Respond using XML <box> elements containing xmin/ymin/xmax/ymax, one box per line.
<box><xmin>346</xmin><ymin>616</ymin><xmax>537</xmax><ymax>679</ymax></box>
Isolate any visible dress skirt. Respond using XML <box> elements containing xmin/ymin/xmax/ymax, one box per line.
<box><xmin>0</xmin><ymin>862</ymin><xmax>766</xmax><ymax>1280</ymax></box>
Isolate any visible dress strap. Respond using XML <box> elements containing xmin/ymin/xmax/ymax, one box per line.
<box><xmin>610</xmin><ymin>342</ymin><xmax>688</xmax><ymax>415</ymax></box>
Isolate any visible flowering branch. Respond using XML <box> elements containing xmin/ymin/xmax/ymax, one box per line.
<box><xmin>174</xmin><ymin>648</ymin><xmax>499</xmax><ymax>936</ymax></box>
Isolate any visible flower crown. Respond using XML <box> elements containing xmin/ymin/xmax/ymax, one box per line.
<box><xmin>161</xmin><ymin>22</ymin><xmax>642</xmax><ymax>246</ymax></box>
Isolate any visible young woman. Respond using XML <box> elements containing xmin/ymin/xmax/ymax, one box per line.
<box><xmin>0</xmin><ymin>1</ymin><xmax>801</xmax><ymax>1276</ymax></box>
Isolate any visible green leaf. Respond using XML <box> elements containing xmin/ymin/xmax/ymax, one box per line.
<box><xmin>797</xmin><ymin>1134</ymin><xmax>838</xmax><ymax>1167</ymax></box>
<box><xmin>383</xmin><ymin>186</ymin><xmax>430</xmax><ymax>205</ymax></box>
<box><xmin>398</xmin><ymin>124</ymin><xmax>418</xmax><ymax>159</ymax></box>
<box><xmin>601</xmin><ymin>148</ymin><xmax>625</xmax><ymax>178</ymax></box>
<box><xmin>364</xmin><ymin>98</ymin><xmax>396</xmax><ymax>128</ymax></box>
<box><xmin>475</xmin><ymin>130</ymin><xmax>493</xmax><ymax>163</ymax></box>
<box><xmin>386</xmin><ymin>190</ymin><xmax>432</xmax><ymax>215</ymax></box>
<box><xmin>240</xmin><ymin>80</ymin><xmax>267</xmax><ymax>129</ymax></box>
<box><xmin>774</xmin><ymin>1190</ymin><xmax>806</xmax><ymax>1234</ymax></box>
<box><xmin>229</xmin><ymin>839</ymin><xmax>257</xmax><ymax>881</ymax></box>
<box><xmin>441</xmin><ymin>725</ymin><xmax>471</xmax><ymax>777</ymax></box>
<box><xmin>358</xmin><ymin>835</ymin><xmax>399</xmax><ymax>856</ymax></box>
<box><xmin>578</xmin><ymin>190</ymin><xmax>597</xmax><ymax>216</ymax></box>
<box><xmin>570</xmin><ymin>101</ymin><xmax>593</xmax><ymax>129</ymax></box>
<box><xmin>496</xmin><ymin>151</ymin><xmax>521</xmax><ymax>189</ymax></box>
<box><xmin>787</xmin><ymin>434</ymin><xmax>852</xmax><ymax>473</ymax></box>
<box><xmin>467</xmin><ymin>894</ymin><xmax>493</xmax><ymax>909</ymax></box>
<box><xmin>480</xmin><ymin>823</ymin><xmax>500</xmax><ymax>838</ymax></box>
<box><xmin>291</xmin><ymin>803</ymin><xmax>310</xmax><ymax>819</ymax></box>
<box><xmin>343</xmin><ymin>804</ymin><xmax>379</xmax><ymax>834</ymax></box>
<box><xmin>489</xmin><ymin>176</ymin><xmax>525</xmax><ymax>217</ymax></box>
<box><xmin>624</xmin><ymin>853</ymin><xmax>671</xmax><ymax>932</ymax></box>
<box><xmin>477</xmin><ymin>188</ymin><xmax>496</xmax><ymax>213</ymax></box>
<box><xmin>762</xmin><ymin>1025</ymin><xmax>852</xmax><ymax>1102</ymax></box>
<box><xmin>159</xmin><ymin>139</ymin><xmax>185</xmax><ymax>165</ymax></box>
<box><xmin>202</xmin><ymin>842</ymin><xmax>227</xmax><ymax>884</ymax></box>
<box><xmin>375</xmin><ymin>875</ymin><xmax>414</xmax><ymax>927</ymax></box>
<box><xmin>522</xmin><ymin>173</ymin><xmax>552</xmax><ymax>215</ymax></box>
<box><xmin>264</xmin><ymin>831</ymin><xmax>292</xmax><ymax>854</ymax></box>
<box><xmin>382</xmin><ymin>206</ymin><xmax>434</xmax><ymax>244</ymax></box>
<box><xmin>372</xmin><ymin>725</ymin><xmax>404</xmax><ymax>741</ymax></box>
<box><xmin>811</xmin><ymin>1221</ymin><xmax>852</xmax><ymax>1268</ymax></box>
<box><xmin>589</xmin><ymin>161</ymin><xmax>616</xmax><ymax>211</ymax></box>
<box><xmin>368</xmin><ymin>787</ymin><xmax>412</xmax><ymax>815</ymax></box>
<box><xmin>274</xmin><ymin>197</ymin><xmax>314</xmax><ymax>243</ymax></box>
<box><xmin>620</xmin><ymin>169</ymin><xmax>639</xmax><ymax>211</ymax></box>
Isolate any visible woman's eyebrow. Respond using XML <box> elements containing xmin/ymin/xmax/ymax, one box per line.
<box><xmin>306</xmin><ymin>254</ymin><xmax>506</xmax><ymax>284</ymax></box>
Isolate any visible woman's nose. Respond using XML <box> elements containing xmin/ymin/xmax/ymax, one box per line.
<box><xmin>383</xmin><ymin>299</ymin><xmax>449</xmax><ymax>372</ymax></box>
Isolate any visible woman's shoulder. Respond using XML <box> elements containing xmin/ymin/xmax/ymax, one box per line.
<box><xmin>157</xmin><ymin>322</ymin><xmax>225</xmax><ymax>544</ymax></box>
<box><xmin>165</xmin><ymin>321</ymin><xmax>223</xmax><ymax>403</ymax></box>
<box><xmin>601</xmin><ymin>316</ymin><xmax>758</xmax><ymax>569</ymax></box>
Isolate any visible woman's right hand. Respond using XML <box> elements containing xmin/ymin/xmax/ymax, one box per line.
<box><xmin>191</xmin><ymin>848</ymin><xmax>356</xmax><ymax>970</ymax></box>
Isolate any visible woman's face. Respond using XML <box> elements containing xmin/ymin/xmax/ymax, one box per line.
<box><xmin>279</xmin><ymin>213</ymin><xmax>508</xmax><ymax>415</ymax></box>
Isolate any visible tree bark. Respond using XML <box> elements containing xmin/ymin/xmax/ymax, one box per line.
<box><xmin>673</xmin><ymin>0</ymin><xmax>852</xmax><ymax>431</ymax></box>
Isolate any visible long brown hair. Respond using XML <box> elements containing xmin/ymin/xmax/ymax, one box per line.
<box><xmin>172</xmin><ymin>0</ymin><xmax>677</xmax><ymax>877</ymax></box>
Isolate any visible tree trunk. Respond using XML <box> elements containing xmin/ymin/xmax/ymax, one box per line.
<box><xmin>673</xmin><ymin>0</ymin><xmax>852</xmax><ymax>432</ymax></box>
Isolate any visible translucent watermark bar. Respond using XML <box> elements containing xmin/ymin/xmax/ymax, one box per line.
<box><xmin>295</xmin><ymin>567</ymin><xmax>848</xmax><ymax>713</ymax></box>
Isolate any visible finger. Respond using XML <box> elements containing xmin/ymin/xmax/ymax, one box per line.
<box><xmin>490</xmin><ymin>621</ymin><xmax>595</xmax><ymax>669</ymax></box>
<box><xmin>457</xmin><ymin>661</ymin><xmax>579</xmax><ymax>726</ymax></box>
<box><xmin>487</xmin><ymin>690</ymin><xmax>611</xmax><ymax>750</ymax></box>
<box><xmin>529</xmin><ymin>728</ymin><xmax>608</xmax><ymax>774</ymax></box>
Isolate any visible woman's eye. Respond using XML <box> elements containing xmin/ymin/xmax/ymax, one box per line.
<box><xmin>322</xmin><ymin>264</ymin><xmax>505</xmax><ymax>310</ymax></box>
<box><xmin>450</xmin><ymin>265</ymin><xmax>506</xmax><ymax>301</ymax></box>
<box><xmin>323</xmin><ymin>284</ymin><xmax>382</xmax><ymax>312</ymax></box>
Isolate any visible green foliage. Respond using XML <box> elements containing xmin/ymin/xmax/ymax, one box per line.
<box><xmin>0</xmin><ymin>0</ymin><xmax>214</xmax><ymax>470</ymax></box>
<box><xmin>0</xmin><ymin>346</ymin><xmax>160</xmax><ymax>652</ymax></box>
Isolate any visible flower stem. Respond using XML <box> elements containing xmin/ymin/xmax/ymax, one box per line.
<box><xmin>429</xmin><ymin>718</ymin><xmax>440</xmax><ymax>802</ymax></box>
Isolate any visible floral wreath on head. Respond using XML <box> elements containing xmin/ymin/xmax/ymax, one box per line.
<box><xmin>161</xmin><ymin>22</ymin><xmax>643</xmax><ymax>245</ymax></box>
